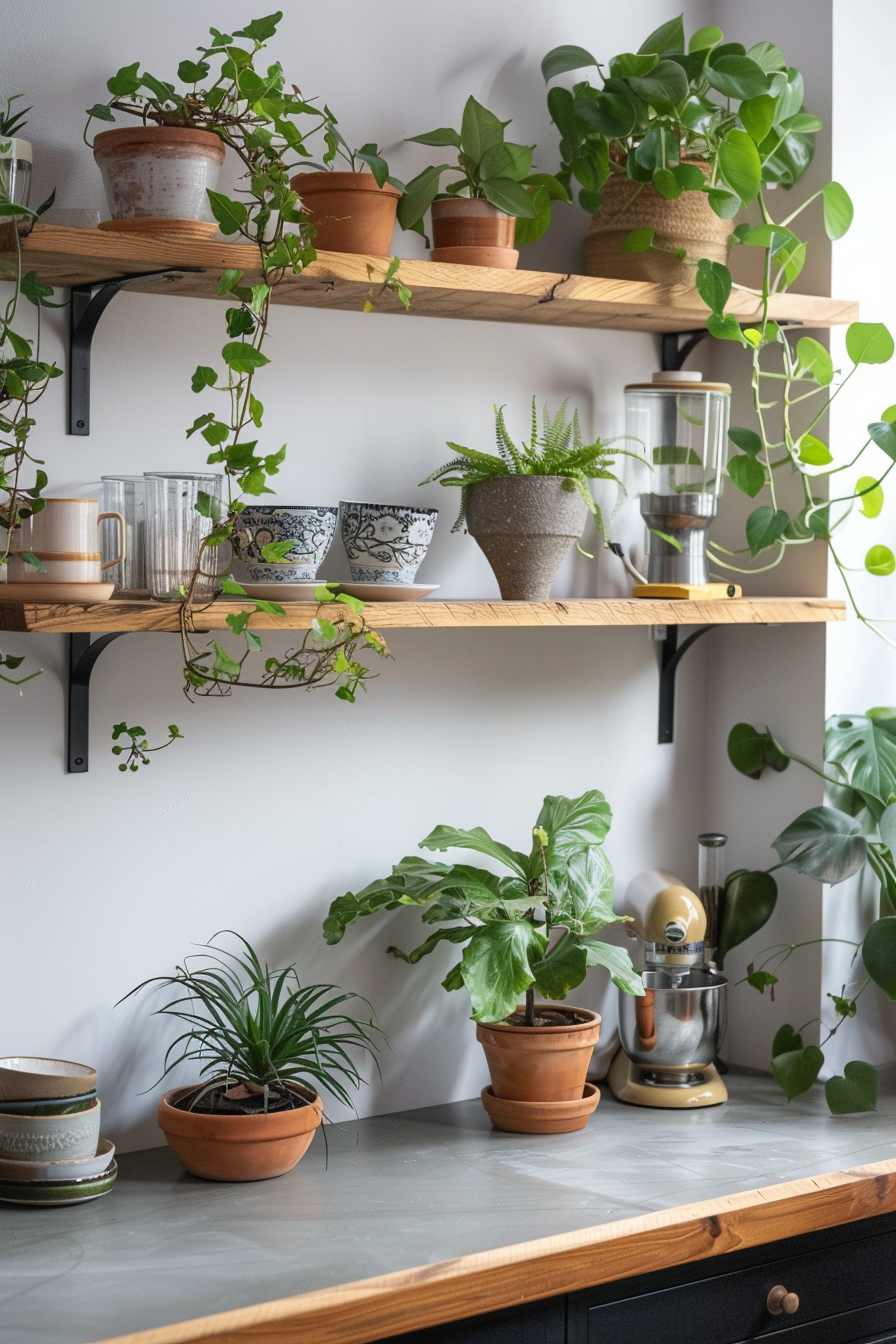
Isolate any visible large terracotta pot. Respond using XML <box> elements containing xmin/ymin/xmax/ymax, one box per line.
<box><xmin>465</xmin><ymin>476</ymin><xmax>588</xmax><ymax>601</ymax></box>
<box><xmin>585</xmin><ymin>166</ymin><xmax>732</xmax><ymax>285</ymax></box>
<box><xmin>476</xmin><ymin>1006</ymin><xmax>601</xmax><ymax>1103</ymax></box>
<box><xmin>93</xmin><ymin>126</ymin><xmax>224</xmax><ymax>224</ymax></box>
<box><xmin>289</xmin><ymin>171</ymin><xmax>401</xmax><ymax>255</ymax></box>
<box><xmin>430</xmin><ymin>198</ymin><xmax>518</xmax><ymax>269</ymax></box>
<box><xmin>158</xmin><ymin>1084</ymin><xmax>322</xmax><ymax>1182</ymax></box>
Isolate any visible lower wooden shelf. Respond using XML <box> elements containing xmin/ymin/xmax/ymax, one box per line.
<box><xmin>0</xmin><ymin>595</ymin><xmax>845</xmax><ymax>634</ymax></box>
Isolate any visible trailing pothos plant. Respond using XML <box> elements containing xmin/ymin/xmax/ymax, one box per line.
<box><xmin>86</xmin><ymin>14</ymin><xmax>390</xmax><ymax>702</ymax></box>
<box><xmin>0</xmin><ymin>95</ymin><xmax>60</xmax><ymax>689</ymax></box>
<box><xmin>717</xmin><ymin>712</ymin><xmax>896</xmax><ymax>1114</ymax></box>
<box><xmin>323</xmin><ymin>789</ymin><xmax>643</xmax><ymax>1025</ymax></box>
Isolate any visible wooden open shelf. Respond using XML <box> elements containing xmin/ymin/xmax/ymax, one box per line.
<box><xmin>6</xmin><ymin>225</ymin><xmax>858</xmax><ymax>333</ymax></box>
<box><xmin>0</xmin><ymin>596</ymin><xmax>845</xmax><ymax>634</ymax></box>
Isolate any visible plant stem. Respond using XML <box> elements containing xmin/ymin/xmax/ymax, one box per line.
<box><xmin>524</xmin><ymin>986</ymin><xmax>536</xmax><ymax>1027</ymax></box>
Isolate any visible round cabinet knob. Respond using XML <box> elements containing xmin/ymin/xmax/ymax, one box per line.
<box><xmin>767</xmin><ymin>1285</ymin><xmax>800</xmax><ymax>1316</ymax></box>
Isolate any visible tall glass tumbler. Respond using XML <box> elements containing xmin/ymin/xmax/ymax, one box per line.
<box><xmin>144</xmin><ymin>473</ymin><xmax>227</xmax><ymax>601</ymax></box>
<box><xmin>102</xmin><ymin>475</ymin><xmax>146</xmax><ymax>593</ymax></box>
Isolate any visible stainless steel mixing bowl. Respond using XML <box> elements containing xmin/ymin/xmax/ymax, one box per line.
<box><xmin>618</xmin><ymin>968</ymin><xmax>727</xmax><ymax>1070</ymax></box>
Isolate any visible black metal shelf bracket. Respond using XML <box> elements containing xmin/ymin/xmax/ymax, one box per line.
<box><xmin>69</xmin><ymin>268</ymin><xmax>202</xmax><ymax>435</ymax></box>
<box><xmin>661</xmin><ymin>328</ymin><xmax>713</xmax><ymax>373</ymax></box>
<box><xmin>67</xmin><ymin>632</ymin><xmax>126</xmax><ymax>773</ymax></box>
<box><xmin>656</xmin><ymin>625</ymin><xmax>714</xmax><ymax>745</ymax></box>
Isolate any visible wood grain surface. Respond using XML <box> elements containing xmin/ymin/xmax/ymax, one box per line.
<box><xmin>0</xmin><ymin>596</ymin><xmax>846</xmax><ymax>634</ymax></box>
<box><xmin>4</xmin><ymin>225</ymin><xmax>859</xmax><ymax>333</ymax></box>
<box><xmin>93</xmin><ymin>1159</ymin><xmax>896</xmax><ymax>1344</ymax></box>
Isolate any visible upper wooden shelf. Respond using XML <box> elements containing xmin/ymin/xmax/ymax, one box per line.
<box><xmin>0</xmin><ymin>596</ymin><xmax>845</xmax><ymax>634</ymax></box>
<box><xmin>6</xmin><ymin>225</ymin><xmax>858</xmax><ymax>334</ymax></box>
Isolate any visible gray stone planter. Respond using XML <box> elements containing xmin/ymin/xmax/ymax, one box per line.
<box><xmin>465</xmin><ymin>476</ymin><xmax>588</xmax><ymax>602</ymax></box>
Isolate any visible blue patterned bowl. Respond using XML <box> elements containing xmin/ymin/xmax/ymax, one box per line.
<box><xmin>340</xmin><ymin>502</ymin><xmax>438</xmax><ymax>583</ymax></box>
<box><xmin>234</xmin><ymin>506</ymin><xmax>338</xmax><ymax>581</ymax></box>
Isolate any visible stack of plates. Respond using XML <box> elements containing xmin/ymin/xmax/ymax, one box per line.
<box><xmin>0</xmin><ymin>1057</ymin><xmax>117</xmax><ymax>1206</ymax></box>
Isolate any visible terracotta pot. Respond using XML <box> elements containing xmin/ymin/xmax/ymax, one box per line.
<box><xmin>158</xmin><ymin>1084</ymin><xmax>322</xmax><ymax>1182</ymax></box>
<box><xmin>481</xmin><ymin>1081</ymin><xmax>600</xmax><ymax>1134</ymax></box>
<box><xmin>93</xmin><ymin>126</ymin><xmax>225</xmax><ymax>223</ymax></box>
<box><xmin>476</xmin><ymin>1005</ymin><xmax>601</xmax><ymax>1102</ymax></box>
<box><xmin>290</xmin><ymin>171</ymin><xmax>401</xmax><ymax>255</ymax></box>
<box><xmin>585</xmin><ymin>165</ymin><xmax>732</xmax><ymax>285</ymax></box>
<box><xmin>430</xmin><ymin>198</ymin><xmax>519</xmax><ymax>269</ymax></box>
<box><xmin>465</xmin><ymin>476</ymin><xmax>589</xmax><ymax>601</ymax></box>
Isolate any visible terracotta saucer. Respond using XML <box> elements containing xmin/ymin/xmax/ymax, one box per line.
<box><xmin>1</xmin><ymin>582</ymin><xmax>115</xmax><ymax>603</ymax></box>
<box><xmin>481</xmin><ymin>1082</ymin><xmax>600</xmax><ymax>1134</ymax></box>
<box><xmin>98</xmin><ymin>218</ymin><xmax>219</xmax><ymax>242</ymax></box>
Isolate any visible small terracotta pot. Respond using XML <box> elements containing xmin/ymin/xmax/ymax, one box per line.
<box><xmin>481</xmin><ymin>1082</ymin><xmax>600</xmax><ymax>1134</ymax></box>
<box><xmin>430</xmin><ymin>198</ymin><xmax>519</xmax><ymax>269</ymax></box>
<box><xmin>585</xmin><ymin>165</ymin><xmax>732</xmax><ymax>284</ymax></box>
<box><xmin>93</xmin><ymin>126</ymin><xmax>225</xmax><ymax>223</ymax></box>
<box><xmin>290</xmin><ymin>171</ymin><xmax>401</xmax><ymax>255</ymax></box>
<box><xmin>476</xmin><ymin>1005</ymin><xmax>601</xmax><ymax>1103</ymax></box>
<box><xmin>158</xmin><ymin>1084</ymin><xmax>322</xmax><ymax>1182</ymax></box>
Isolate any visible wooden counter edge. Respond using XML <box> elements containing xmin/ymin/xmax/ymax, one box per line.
<box><xmin>93</xmin><ymin>1158</ymin><xmax>896</xmax><ymax>1344</ymax></box>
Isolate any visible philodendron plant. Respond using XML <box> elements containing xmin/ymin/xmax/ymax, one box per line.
<box><xmin>323</xmin><ymin>789</ymin><xmax>643</xmax><ymax>1025</ymax></box>
<box><xmin>397</xmin><ymin>95</ymin><xmax>568</xmax><ymax>245</ymax></box>
<box><xmin>718</xmin><ymin>711</ymin><xmax>896</xmax><ymax>1114</ymax></box>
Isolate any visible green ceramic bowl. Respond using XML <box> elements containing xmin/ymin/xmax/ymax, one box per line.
<box><xmin>0</xmin><ymin>1090</ymin><xmax>97</xmax><ymax>1116</ymax></box>
<box><xmin>0</xmin><ymin>1158</ymin><xmax>117</xmax><ymax>1205</ymax></box>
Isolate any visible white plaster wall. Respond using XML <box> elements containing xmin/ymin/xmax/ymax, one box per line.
<box><xmin>2</xmin><ymin>0</ymin><xmax>724</xmax><ymax>1152</ymax></box>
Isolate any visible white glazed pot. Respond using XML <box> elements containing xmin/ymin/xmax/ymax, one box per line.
<box><xmin>339</xmin><ymin>501</ymin><xmax>438</xmax><ymax>583</ymax></box>
<box><xmin>234</xmin><ymin>506</ymin><xmax>338</xmax><ymax>581</ymax></box>
<box><xmin>0</xmin><ymin>1099</ymin><xmax>101</xmax><ymax>1161</ymax></box>
<box><xmin>93</xmin><ymin>126</ymin><xmax>225</xmax><ymax>221</ymax></box>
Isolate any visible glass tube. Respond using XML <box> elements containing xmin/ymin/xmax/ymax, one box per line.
<box><xmin>101</xmin><ymin>475</ymin><xmax>146</xmax><ymax>593</ymax></box>
<box><xmin>698</xmin><ymin>833</ymin><xmax>727</xmax><ymax>963</ymax></box>
<box><xmin>144</xmin><ymin>473</ymin><xmax>227</xmax><ymax>602</ymax></box>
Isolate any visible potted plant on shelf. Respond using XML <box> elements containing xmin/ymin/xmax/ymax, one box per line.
<box><xmin>422</xmin><ymin>399</ymin><xmax>641</xmax><ymax>601</ymax></box>
<box><xmin>0</xmin><ymin>93</ymin><xmax>33</xmax><ymax>251</ymax></box>
<box><xmin>324</xmin><ymin>790</ymin><xmax>643</xmax><ymax>1134</ymax></box>
<box><xmin>398</xmin><ymin>96</ymin><xmax>568</xmax><ymax>268</ymax></box>
<box><xmin>542</xmin><ymin>16</ymin><xmax>820</xmax><ymax>282</ymax></box>
<box><xmin>122</xmin><ymin>932</ymin><xmax>382</xmax><ymax>1181</ymax></box>
<box><xmin>290</xmin><ymin>109</ymin><xmax>404</xmax><ymax>256</ymax></box>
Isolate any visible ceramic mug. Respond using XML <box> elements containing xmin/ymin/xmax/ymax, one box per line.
<box><xmin>12</xmin><ymin>499</ymin><xmax>125</xmax><ymax>566</ymax></box>
<box><xmin>7</xmin><ymin>552</ymin><xmax>118</xmax><ymax>583</ymax></box>
<box><xmin>340</xmin><ymin>501</ymin><xmax>438</xmax><ymax>583</ymax></box>
<box><xmin>234</xmin><ymin>506</ymin><xmax>338</xmax><ymax>582</ymax></box>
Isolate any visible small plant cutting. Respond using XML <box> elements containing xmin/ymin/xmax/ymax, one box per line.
<box><xmin>122</xmin><ymin>931</ymin><xmax>382</xmax><ymax>1180</ymax></box>
<box><xmin>86</xmin><ymin>16</ymin><xmax>391</xmax><ymax>708</ymax></box>
<box><xmin>542</xmin><ymin>15</ymin><xmax>820</xmax><ymax>281</ymax></box>
<box><xmin>398</xmin><ymin>95</ymin><xmax>568</xmax><ymax>267</ymax></box>
<box><xmin>716</xmin><ymin>712</ymin><xmax>896</xmax><ymax>1115</ymax></box>
<box><xmin>324</xmin><ymin>790</ymin><xmax>642</xmax><ymax>1133</ymax></box>
<box><xmin>422</xmin><ymin>399</ymin><xmax>642</xmax><ymax>601</ymax></box>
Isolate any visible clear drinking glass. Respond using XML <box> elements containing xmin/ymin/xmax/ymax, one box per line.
<box><xmin>144</xmin><ymin>473</ymin><xmax>227</xmax><ymax>602</ymax></box>
<box><xmin>102</xmin><ymin>475</ymin><xmax>146</xmax><ymax>593</ymax></box>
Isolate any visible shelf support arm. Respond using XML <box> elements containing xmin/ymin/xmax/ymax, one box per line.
<box><xmin>656</xmin><ymin>625</ymin><xmax>714</xmax><ymax>745</ymax></box>
<box><xmin>67</xmin><ymin>632</ymin><xmax>126</xmax><ymax>773</ymax></box>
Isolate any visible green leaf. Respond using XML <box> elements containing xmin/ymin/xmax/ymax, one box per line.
<box><xmin>748</xmin><ymin>41</ymin><xmax>787</xmax><ymax>74</ymax></box>
<box><xmin>406</xmin><ymin>126</ymin><xmax>461</xmax><ymax>147</ymax></box>
<box><xmin>868</xmin><ymin>421</ymin><xmax>896</xmax><ymax>461</ymax></box>
<box><xmin>628</xmin><ymin>60</ymin><xmax>689</xmax><ymax>107</ymax></box>
<box><xmin>207</xmin><ymin>191</ymin><xmax>248</xmax><ymax>235</ymax></box>
<box><xmin>459</xmin><ymin>921</ymin><xmax>546</xmax><ymax>1023</ymax></box>
<box><xmin>419</xmin><ymin>825</ymin><xmax>527</xmax><ymax>878</ymax></box>
<box><xmin>191</xmin><ymin>365</ymin><xmax>218</xmax><ymax>393</ymax></box>
<box><xmin>177</xmin><ymin>59</ymin><xmax>210</xmax><ymax>83</ymax></box>
<box><xmin>772</xmin><ymin>806</ymin><xmax>867</xmax><ymax>884</ymax></box>
<box><xmin>826</xmin><ymin>712</ymin><xmax>896</xmax><ymax>808</ymax></box>
<box><xmin>728</xmin><ymin>453</ymin><xmax>765</xmax><ymax>497</ymax></box>
<box><xmin>395</xmin><ymin>164</ymin><xmax>449</xmax><ymax>230</ymax></box>
<box><xmin>689</xmin><ymin>25</ymin><xmax>723</xmax><ymax>52</ymax></box>
<box><xmin>706</xmin><ymin>54</ymin><xmax>769</xmax><ymax>100</ymax></box>
<box><xmin>822</xmin><ymin>182</ymin><xmax>853</xmax><ymax>241</ymax></box>
<box><xmin>609</xmin><ymin>52</ymin><xmax>659</xmax><ymax>79</ymax></box>
<box><xmin>746</xmin><ymin>505</ymin><xmax>789</xmax><ymax>555</ymax></box>
<box><xmin>551</xmin><ymin>845</ymin><xmax>620</xmax><ymax>935</ymax></box>
<box><xmin>234</xmin><ymin>13</ymin><xmax>281</xmax><ymax>41</ymax></box>
<box><xmin>846</xmin><ymin>322</ymin><xmax>895</xmax><ymax>366</ymax></box>
<box><xmin>825</xmin><ymin>1061</ymin><xmax>880</xmax><ymax>1114</ymax></box>
<box><xmin>773</xmin><ymin>1023</ymin><xmax>803</xmax><ymax>1057</ymax></box>
<box><xmin>221</xmin><ymin>342</ymin><xmax>270</xmax><ymax>373</ymax></box>
<box><xmin>581</xmin><ymin>938</ymin><xmax>644</xmax><ymax>996</ymax></box>
<box><xmin>460</xmin><ymin>95</ymin><xmax>505</xmax><ymax>166</ymax></box>
<box><xmin>707</xmin><ymin>313</ymin><xmax>747</xmax><ymax>344</ymax></box>
<box><xmin>772</xmin><ymin>1044</ymin><xmax>824</xmax><ymax>1101</ymax></box>
<box><xmin>866</xmin><ymin>545</ymin><xmax>896</xmax><ymax>577</ymax></box>
<box><xmin>707</xmin><ymin>187</ymin><xmax>741</xmax><ymax>219</ymax></box>
<box><xmin>107</xmin><ymin>62</ymin><xmax>141</xmax><ymax>96</ymax></box>
<box><xmin>620</xmin><ymin>228</ymin><xmax>655</xmax><ymax>253</ymax></box>
<box><xmin>531</xmin><ymin>790</ymin><xmax>612</xmax><ymax>871</ymax></box>
<box><xmin>652</xmin><ymin>168</ymin><xmax>681</xmax><ymax>200</ymax></box>
<box><xmin>217</xmin><ymin>267</ymin><xmax>246</xmax><ymax>296</ymax></box>
<box><xmin>672</xmin><ymin>163</ymin><xmax>706</xmax><ymax>191</ymax></box>
<box><xmin>530</xmin><ymin>933</ymin><xmax>588</xmax><ymax>1001</ymax></box>
<box><xmin>747</xmin><ymin>970</ymin><xmax>778</xmax><ymax>993</ymax></box>
<box><xmin>727</xmin><ymin>722</ymin><xmax>790</xmax><ymax>779</ymax></box>
<box><xmin>478</xmin><ymin>141</ymin><xmax>533</xmax><ymax>184</ymax></box>
<box><xmin>798</xmin><ymin>434</ymin><xmax>833</xmax><ymax>466</ymax></box>
<box><xmin>637</xmin><ymin>15</ymin><xmax>685</xmax><ymax>55</ymax></box>
<box><xmin>695</xmin><ymin>257</ymin><xmax>731</xmax><ymax>317</ymax></box>
<box><xmin>717</xmin><ymin>870</ymin><xmax>778</xmax><ymax>966</ymax></box>
<box><xmin>718</xmin><ymin>129</ymin><xmax>762</xmax><ymax>206</ymax></box>
<box><xmin>86</xmin><ymin>103</ymin><xmax>115</xmax><ymax>122</ymax></box>
<box><xmin>729</xmin><ymin>426</ymin><xmax>763</xmax><ymax>456</ymax></box>
<box><xmin>541</xmin><ymin>44</ymin><xmax>598</xmax><ymax>82</ymax></box>
<box><xmin>796</xmin><ymin>336</ymin><xmax>834</xmax><ymax>386</ymax></box>
<box><xmin>856</xmin><ymin>477</ymin><xmax>884</xmax><ymax>519</ymax></box>
<box><xmin>479</xmin><ymin>178</ymin><xmax>536</xmax><ymax>218</ymax></box>
<box><xmin>739</xmin><ymin>94</ymin><xmax>776</xmax><ymax>144</ymax></box>
<box><xmin>863</xmin><ymin>917</ymin><xmax>896</xmax><ymax>998</ymax></box>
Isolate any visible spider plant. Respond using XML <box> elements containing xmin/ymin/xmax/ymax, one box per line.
<box><xmin>0</xmin><ymin>94</ymin><xmax>30</xmax><ymax>140</ymax></box>
<box><xmin>421</xmin><ymin>398</ymin><xmax>644</xmax><ymax>546</ymax></box>
<box><xmin>121</xmin><ymin>931</ymin><xmax>383</xmax><ymax>1113</ymax></box>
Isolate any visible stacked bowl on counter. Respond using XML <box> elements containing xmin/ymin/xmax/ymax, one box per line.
<box><xmin>0</xmin><ymin>1056</ymin><xmax>116</xmax><ymax>1205</ymax></box>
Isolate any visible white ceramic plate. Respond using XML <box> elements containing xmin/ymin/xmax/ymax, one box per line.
<box><xmin>0</xmin><ymin>1137</ymin><xmax>115</xmax><ymax>1183</ymax></box>
<box><xmin>0</xmin><ymin>582</ymin><xmax>115</xmax><ymax>603</ymax></box>
<box><xmin>336</xmin><ymin>584</ymin><xmax>440</xmax><ymax>602</ymax></box>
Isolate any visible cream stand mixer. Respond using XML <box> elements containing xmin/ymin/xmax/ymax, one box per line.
<box><xmin>607</xmin><ymin>848</ymin><xmax>728</xmax><ymax>1109</ymax></box>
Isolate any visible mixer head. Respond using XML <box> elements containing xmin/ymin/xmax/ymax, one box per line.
<box><xmin>622</xmin><ymin>868</ymin><xmax>707</xmax><ymax>973</ymax></box>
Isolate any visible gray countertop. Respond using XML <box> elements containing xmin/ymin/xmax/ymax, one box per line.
<box><xmin>4</xmin><ymin>1072</ymin><xmax>896</xmax><ymax>1344</ymax></box>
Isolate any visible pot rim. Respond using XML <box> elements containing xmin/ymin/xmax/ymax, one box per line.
<box><xmin>477</xmin><ymin>1005</ymin><xmax>600</xmax><ymax>1035</ymax></box>
<box><xmin>93</xmin><ymin>125</ymin><xmax>226</xmax><ymax>161</ymax></box>
<box><xmin>290</xmin><ymin>170</ymin><xmax>402</xmax><ymax>199</ymax></box>
<box><xmin>160</xmin><ymin>1081</ymin><xmax>321</xmax><ymax>1121</ymax></box>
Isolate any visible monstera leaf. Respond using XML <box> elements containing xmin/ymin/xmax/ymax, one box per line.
<box><xmin>459</xmin><ymin>921</ymin><xmax>547</xmax><ymax>1022</ymax></box>
<box><xmin>532</xmin><ymin>790</ymin><xmax>612</xmax><ymax>870</ymax></box>
<box><xmin>862</xmin><ymin>916</ymin><xmax>896</xmax><ymax>998</ymax></box>
<box><xmin>727</xmin><ymin>722</ymin><xmax>790</xmax><ymax>778</ymax></box>
<box><xmin>825</xmin><ymin>710</ymin><xmax>896</xmax><ymax>813</ymax></box>
<box><xmin>772</xmin><ymin>806</ymin><xmax>867</xmax><ymax>884</ymax></box>
<box><xmin>716</xmin><ymin>869</ymin><xmax>778</xmax><ymax>966</ymax></box>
